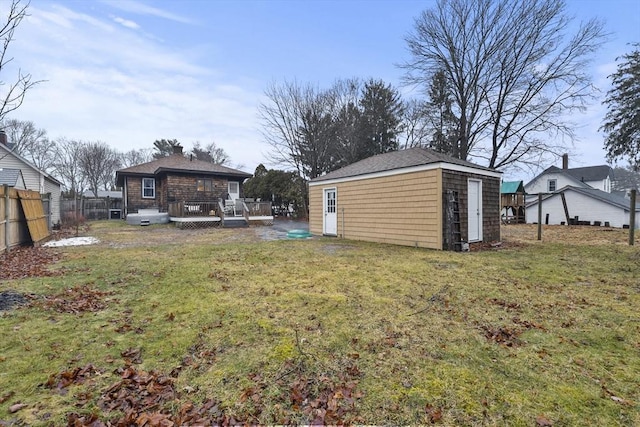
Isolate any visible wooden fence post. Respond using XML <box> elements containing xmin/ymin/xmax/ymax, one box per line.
<box><xmin>3</xmin><ymin>184</ymin><xmax>9</xmax><ymax>252</ymax></box>
<box><xmin>630</xmin><ymin>189</ymin><xmax>636</xmax><ymax>246</ymax></box>
<box><xmin>537</xmin><ymin>193</ymin><xmax>542</xmax><ymax>241</ymax></box>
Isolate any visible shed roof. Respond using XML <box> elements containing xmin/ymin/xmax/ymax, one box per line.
<box><xmin>0</xmin><ymin>168</ymin><xmax>23</xmax><ymax>187</ymax></box>
<box><xmin>116</xmin><ymin>154</ymin><xmax>252</xmax><ymax>186</ymax></box>
<box><xmin>311</xmin><ymin>147</ymin><xmax>499</xmax><ymax>183</ymax></box>
<box><xmin>526</xmin><ymin>185</ymin><xmax>640</xmax><ymax>211</ymax></box>
<box><xmin>501</xmin><ymin>181</ymin><xmax>525</xmax><ymax>194</ymax></box>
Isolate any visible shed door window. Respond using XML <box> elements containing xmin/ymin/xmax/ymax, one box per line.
<box><xmin>547</xmin><ymin>179</ymin><xmax>557</xmax><ymax>192</ymax></box>
<box><xmin>326</xmin><ymin>190</ymin><xmax>336</xmax><ymax>213</ymax></box>
<box><xmin>142</xmin><ymin>178</ymin><xmax>155</xmax><ymax>198</ymax></box>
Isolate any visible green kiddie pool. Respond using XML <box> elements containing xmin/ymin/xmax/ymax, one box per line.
<box><xmin>287</xmin><ymin>229</ymin><xmax>312</xmax><ymax>239</ymax></box>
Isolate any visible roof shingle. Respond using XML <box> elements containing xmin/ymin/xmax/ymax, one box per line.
<box><xmin>311</xmin><ymin>147</ymin><xmax>497</xmax><ymax>182</ymax></box>
<box><xmin>116</xmin><ymin>154</ymin><xmax>251</xmax><ymax>186</ymax></box>
<box><xmin>0</xmin><ymin>168</ymin><xmax>22</xmax><ymax>187</ymax></box>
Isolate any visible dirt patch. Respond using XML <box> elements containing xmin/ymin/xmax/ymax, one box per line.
<box><xmin>319</xmin><ymin>243</ymin><xmax>357</xmax><ymax>254</ymax></box>
<box><xmin>0</xmin><ymin>291</ymin><xmax>28</xmax><ymax>311</ymax></box>
<box><xmin>501</xmin><ymin>224</ymin><xmax>631</xmax><ymax>246</ymax></box>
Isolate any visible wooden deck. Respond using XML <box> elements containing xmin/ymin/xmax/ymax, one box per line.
<box><xmin>168</xmin><ymin>200</ymin><xmax>274</xmax><ymax>228</ymax></box>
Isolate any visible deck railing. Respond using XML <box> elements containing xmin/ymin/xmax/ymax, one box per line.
<box><xmin>244</xmin><ymin>201</ymin><xmax>272</xmax><ymax>216</ymax></box>
<box><xmin>167</xmin><ymin>200</ymin><xmax>272</xmax><ymax>218</ymax></box>
<box><xmin>167</xmin><ymin>201</ymin><xmax>221</xmax><ymax>218</ymax></box>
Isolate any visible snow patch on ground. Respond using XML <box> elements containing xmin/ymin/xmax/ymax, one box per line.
<box><xmin>44</xmin><ymin>237</ymin><xmax>100</xmax><ymax>247</ymax></box>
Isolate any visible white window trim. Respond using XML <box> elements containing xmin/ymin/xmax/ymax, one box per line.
<box><xmin>548</xmin><ymin>179</ymin><xmax>557</xmax><ymax>192</ymax></box>
<box><xmin>142</xmin><ymin>177</ymin><xmax>155</xmax><ymax>199</ymax></box>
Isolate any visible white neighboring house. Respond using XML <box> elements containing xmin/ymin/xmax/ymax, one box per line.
<box><xmin>524</xmin><ymin>157</ymin><xmax>637</xmax><ymax>228</ymax></box>
<box><xmin>526</xmin><ymin>186</ymin><xmax>639</xmax><ymax>228</ymax></box>
<box><xmin>525</xmin><ymin>164</ymin><xmax>613</xmax><ymax>195</ymax></box>
<box><xmin>0</xmin><ymin>135</ymin><xmax>62</xmax><ymax>227</ymax></box>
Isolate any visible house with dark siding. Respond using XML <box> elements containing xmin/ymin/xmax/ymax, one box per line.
<box><xmin>308</xmin><ymin>147</ymin><xmax>502</xmax><ymax>250</ymax></box>
<box><xmin>115</xmin><ymin>145</ymin><xmax>252</xmax><ymax>217</ymax></box>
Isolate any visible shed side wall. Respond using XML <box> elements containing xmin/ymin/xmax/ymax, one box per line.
<box><xmin>309</xmin><ymin>169</ymin><xmax>442</xmax><ymax>249</ymax></box>
<box><xmin>441</xmin><ymin>170</ymin><xmax>501</xmax><ymax>245</ymax></box>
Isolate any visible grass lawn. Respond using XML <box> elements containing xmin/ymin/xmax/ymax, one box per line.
<box><xmin>1</xmin><ymin>221</ymin><xmax>639</xmax><ymax>425</ymax></box>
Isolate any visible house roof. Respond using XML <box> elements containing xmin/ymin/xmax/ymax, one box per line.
<box><xmin>525</xmin><ymin>165</ymin><xmax>612</xmax><ymax>191</ymax></box>
<box><xmin>310</xmin><ymin>147</ymin><xmax>499</xmax><ymax>183</ymax></box>
<box><xmin>501</xmin><ymin>181</ymin><xmax>525</xmax><ymax>194</ymax></box>
<box><xmin>116</xmin><ymin>154</ymin><xmax>252</xmax><ymax>186</ymax></box>
<box><xmin>0</xmin><ymin>168</ymin><xmax>24</xmax><ymax>187</ymax></box>
<box><xmin>526</xmin><ymin>185</ymin><xmax>640</xmax><ymax>211</ymax></box>
<box><xmin>563</xmin><ymin>165</ymin><xmax>612</xmax><ymax>182</ymax></box>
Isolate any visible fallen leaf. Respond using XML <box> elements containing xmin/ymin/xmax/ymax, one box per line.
<box><xmin>536</xmin><ymin>415</ymin><xmax>553</xmax><ymax>426</ymax></box>
<box><xmin>9</xmin><ymin>403</ymin><xmax>27</xmax><ymax>413</ymax></box>
<box><xmin>0</xmin><ymin>391</ymin><xmax>15</xmax><ymax>404</ymax></box>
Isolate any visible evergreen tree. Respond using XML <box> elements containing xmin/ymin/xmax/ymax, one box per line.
<box><xmin>601</xmin><ymin>43</ymin><xmax>640</xmax><ymax>169</ymax></box>
<box><xmin>152</xmin><ymin>139</ymin><xmax>181</xmax><ymax>159</ymax></box>
<box><xmin>426</xmin><ymin>70</ymin><xmax>458</xmax><ymax>157</ymax></box>
<box><xmin>357</xmin><ymin>79</ymin><xmax>404</xmax><ymax>158</ymax></box>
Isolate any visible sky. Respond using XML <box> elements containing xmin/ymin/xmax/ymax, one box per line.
<box><xmin>4</xmin><ymin>0</ymin><xmax>640</xmax><ymax>181</ymax></box>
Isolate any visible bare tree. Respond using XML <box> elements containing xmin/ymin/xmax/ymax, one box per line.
<box><xmin>52</xmin><ymin>138</ymin><xmax>87</xmax><ymax>196</ymax></box>
<box><xmin>1</xmin><ymin>118</ymin><xmax>57</xmax><ymax>171</ymax></box>
<box><xmin>612</xmin><ymin>164</ymin><xmax>640</xmax><ymax>192</ymax></box>
<box><xmin>403</xmin><ymin>0</ymin><xmax>607</xmax><ymax>172</ymax></box>
<box><xmin>400</xmin><ymin>99</ymin><xmax>430</xmax><ymax>149</ymax></box>
<box><xmin>120</xmin><ymin>148</ymin><xmax>153</xmax><ymax>168</ymax></box>
<box><xmin>78</xmin><ymin>141</ymin><xmax>121</xmax><ymax>196</ymax></box>
<box><xmin>190</xmin><ymin>141</ymin><xmax>229</xmax><ymax>164</ymax></box>
<box><xmin>0</xmin><ymin>1</ymin><xmax>41</xmax><ymax>123</ymax></box>
<box><xmin>259</xmin><ymin>80</ymin><xmax>337</xmax><ymax>180</ymax></box>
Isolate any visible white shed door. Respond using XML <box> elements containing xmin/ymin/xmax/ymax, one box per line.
<box><xmin>323</xmin><ymin>188</ymin><xmax>337</xmax><ymax>236</ymax></box>
<box><xmin>468</xmin><ymin>179</ymin><xmax>482</xmax><ymax>242</ymax></box>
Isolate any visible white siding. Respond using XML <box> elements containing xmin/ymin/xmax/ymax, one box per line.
<box><xmin>1</xmin><ymin>144</ymin><xmax>61</xmax><ymax>226</ymax></box>
<box><xmin>584</xmin><ymin>176</ymin><xmax>611</xmax><ymax>192</ymax></box>
<box><xmin>526</xmin><ymin>190</ymin><xmax>638</xmax><ymax>228</ymax></box>
<box><xmin>44</xmin><ymin>178</ymin><xmax>61</xmax><ymax>224</ymax></box>
<box><xmin>0</xmin><ymin>145</ymin><xmax>42</xmax><ymax>191</ymax></box>
<box><xmin>525</xmin><ymin>172</ymin><xmax>582</xmax><ymax>195</ymax></box>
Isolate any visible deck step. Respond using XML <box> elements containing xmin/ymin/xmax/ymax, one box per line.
<box><xmin>223</xmin><ymin>217</ymin><xmax>248</xmax><ymax>228</ymax></box>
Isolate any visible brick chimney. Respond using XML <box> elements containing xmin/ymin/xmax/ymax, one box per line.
<box><xmin>172</xmin><ymin>144</ymin><xmax>183</xmax><ymax>155</ymax></box>
<box><xmin>0</xmin><ymin>130</ymin><xmax>7</xmax><ymax>146</ymax></box>
<box><xmin>562</xmin><ymin>153</ymin><xmax>569</xmax><ymax>170</ymax></box>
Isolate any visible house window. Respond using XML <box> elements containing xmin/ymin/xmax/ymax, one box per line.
<box><xmin>142</xmin><ymin>178</ymin><xmax>155</xmax><ymax>198</ymax></box>
<box><xmin>547</xmin><ymin>179</ymin><xmax>557</xmax><ymax>192</ymax></box>
<box><xmin>197</xmin><ymin>179</ymin><xmax>213</xmax><ymax>192</ymax></box>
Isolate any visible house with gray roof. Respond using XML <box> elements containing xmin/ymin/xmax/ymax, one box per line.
<box><xmin>523</xmin><ymin>155</ymin><xmax>637</xmax><ymax>228</ymax></box>
<box><xmin>525</xmin><ymin>155</ymin><xmax>613</xmax><ymax>195</ymax></box>
<box><xmin>308</xmin><ymin>147</ymin><xmax>502</xmax><ymax>250</ymax></box>
<box><xmin>0</xmin><ymin>133</ymin><xmax>61</xmax><ymax>227</ymax></box>
<box><xmin>115</xmin><ymin>145</ymin><xmax>254</xmax><ymax>222</ymax></box>
<box><xmin>525</xmin><ymin>185</ymin><xmax>639</xmax><ymax>228</ymax></box>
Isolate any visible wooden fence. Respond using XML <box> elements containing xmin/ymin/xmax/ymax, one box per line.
<box><xmin>60</xmin><ymin>197</ymin><xmax>123</xmax><ymax>221</ymax></box>
<box><xmin>1</xmin><ymin>185</ymin><xmax>49</xmax><ymax>252</ymax></box>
